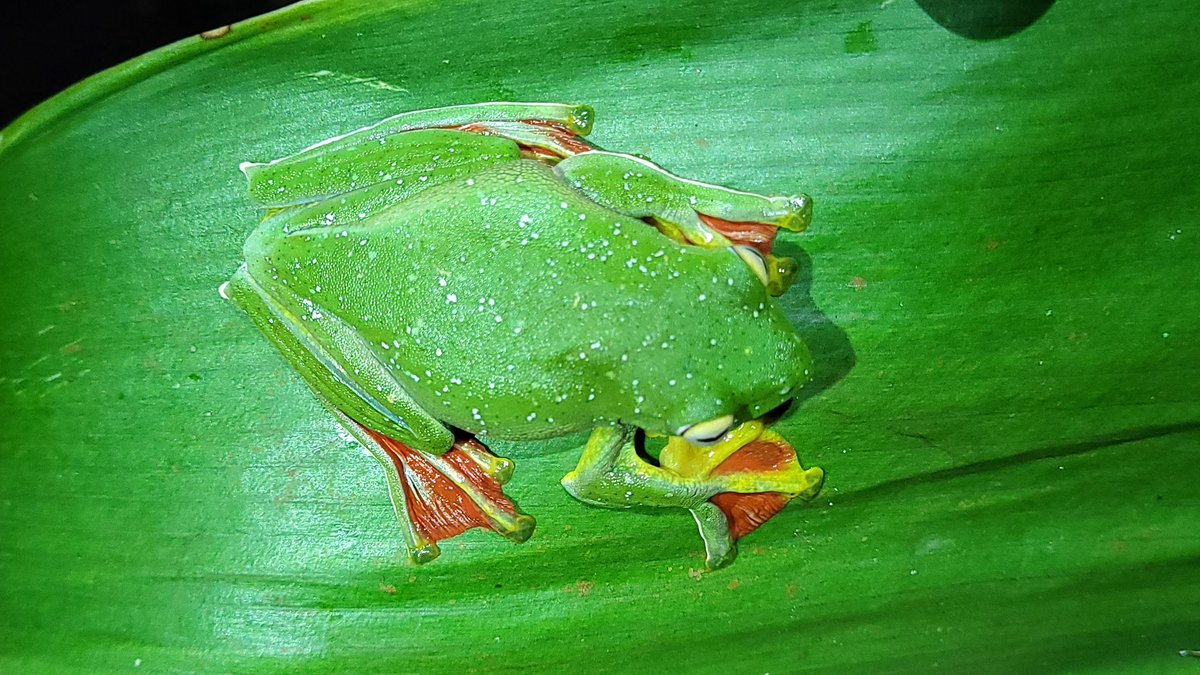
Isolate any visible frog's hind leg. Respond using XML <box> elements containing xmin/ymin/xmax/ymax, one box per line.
<box><xmin>224</xmin><ymin>268</ymin><xmax>535</xmax><ymax>564</ymax></box>
<box><xmin>554</xmin><ymin>151</ymin><xmax>812</xmax><ymax>296</ymax></box>
<box><xmin>242</xmin><ymin>103</ymin><xmax>596</xmax><ymax>209</ymax></box>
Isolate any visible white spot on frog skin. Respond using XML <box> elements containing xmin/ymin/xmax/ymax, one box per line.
<box><xmin>438</xmin><ymin>277</ymin><xmax>447</xmax><ymax>287</ymax></box>
<box><xmin>527</xmin><ymin>412</ymin><xmax>537</xmax><ymax>422</ymax></box>
<box><xmin>495</xmin><ymin>315</ymin><xmax>503</xmax><ymax>323</ymax></box>
<box><xmin>217</xmin><ymin>282</ymin><xmax>230</xmax><ymax>300</ymax></box>
<box><xmin>466</xmin><ymin>178</ymin><xmax>475</xmax><ymax>186</ymax></box>
<box><xmin>698</xmin><ymin>293</ymin><xmax>707</xmax><ymax>301</ymax></box>
<box><xmin>435</xmin><ymin>348</ymin><xmax>443</xmax><ymax>357</ymax></box>
<box><xmin>560</xmin><ymin>201</ymin><xmax>569</xmax><ymax>209</ymax></box>
<box><xmin>446</xmin><ymin>293</ymin><xmax>457</xmax><ymax>303</ymax></box>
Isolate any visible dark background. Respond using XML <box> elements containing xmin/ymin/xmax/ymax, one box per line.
<box><xmin>4</xmin><ymin>1</ymin><xmax>288</xmax><ymax>127</ymax></box>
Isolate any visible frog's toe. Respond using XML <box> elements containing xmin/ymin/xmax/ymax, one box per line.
<box><xmin>358</xmin><ymin>425</ymin><xmax>536</xmax><ymax>562</ymax></box>
<box><xmin>453</xmin><ymin>436</ymin><xmax>516</xmax><ymax>484</ymax></box>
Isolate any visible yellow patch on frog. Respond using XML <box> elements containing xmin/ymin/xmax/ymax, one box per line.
<box><xmin>661</xmin><ymin>420</ymin><xmax>824</xmax><ymax>540</ymax></box>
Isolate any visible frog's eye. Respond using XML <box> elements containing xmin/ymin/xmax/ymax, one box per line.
<box><xmin>678</xmin><ymin>414</ymin><xmax>735</xmax><ymax>446</ymax></box>
<box><xmin>733</xmin><ymin>246</ymin><xmax>771</xmax><ymax>288</ymax></box>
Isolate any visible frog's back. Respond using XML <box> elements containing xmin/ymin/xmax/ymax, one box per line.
<box><xmin>289</xmin><ymin>161</ymin><xmax>805</xmax><ymax>438</ymax></box>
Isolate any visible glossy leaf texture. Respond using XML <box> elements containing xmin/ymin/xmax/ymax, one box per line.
<box><xmin>1</xmin><ymin>1</ymin><xmax>1197</xmax><ymax>672</ymax></box>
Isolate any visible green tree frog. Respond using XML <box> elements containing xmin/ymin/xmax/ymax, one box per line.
<box><xmin>222</xmin><ymin>102</ymin><xmax>824</xmax><ymax>569</ymax></box>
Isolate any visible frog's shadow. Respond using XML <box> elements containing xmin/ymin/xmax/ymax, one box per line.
<box><xmin>774</xmin><ymin>241</ymin><xmax>855</xmax><ymax>409</ymax></box>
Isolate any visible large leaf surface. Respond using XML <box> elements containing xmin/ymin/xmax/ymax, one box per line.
<box><xmin>1</xmin><ymin>1</ymin><xmax>1197</xmax><ymax>672</ymax></box>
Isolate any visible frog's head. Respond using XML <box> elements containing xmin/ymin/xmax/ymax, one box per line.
<box><xmin>624</xmin><ymin>305</ymin><xmax>812</xmax><ymax>448</ymax></box>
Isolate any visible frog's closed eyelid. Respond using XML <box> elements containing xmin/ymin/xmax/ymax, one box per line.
<box><xmin>678</xmin><ymin>414</ymin><xmax>735</xmax><ymax>445</ymax></box>
<box><xmin>734</xmin><ymin>246</ymin><xmax>770</xmax><ymax>287</ymax></box>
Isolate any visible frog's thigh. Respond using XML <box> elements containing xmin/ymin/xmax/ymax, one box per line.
<box><xmin>244</xmin><ymin>129</ymin><xmax>521</xmax><ymax>210</ymax></box>
<box><xmin>224</xmin><ymin>266</ymin><xmax>454</xmax><ymax>454</ymax></box>
<box><xmin>244</xmin><ymin>103</ymin><xmax>592</xmax><ymax>208</ymax></box>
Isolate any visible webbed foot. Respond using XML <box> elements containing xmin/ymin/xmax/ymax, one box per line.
<box><xmin>661</xmin><ymin>422</ymin><xmax>824</xmax><ymax>568</ymax></box>
<box><xmin>357</xmin><ymin>424</ymin><xmax>535</xmax><ymax>564</ymax></box>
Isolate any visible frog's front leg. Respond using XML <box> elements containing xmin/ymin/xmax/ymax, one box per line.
<box><xmin>554</xmin><ymin>151</ymin><xmax>812</xmax><ymax>296</ymax></box>
<box><xmin>223</xmin><ymin>268</ymin><xmax>534</xmax><ymax>564</ymax></box>
<box><xmin>561</xmin><ymin>424</ymin><xmax>824</xmax><ymax>569</ymax></box>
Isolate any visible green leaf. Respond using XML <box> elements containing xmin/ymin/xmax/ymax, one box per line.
<box><xmin>2</xmin><ymin>0</ymin><xmax>1197</xmax><ymax>672</ymax></box>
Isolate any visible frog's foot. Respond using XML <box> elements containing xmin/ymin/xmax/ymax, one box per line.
<box><xmin>660</xmin><ymin>422</ymin><xmax>824</xmax><ymax>568</ymax></box>
<box><xmin>562</xmin><ymin>423</ymin><xmax>823</xmax><ymax>569</ymax></box>
<box><xmin>357</xmin><ymin>424</ymin><xmax>535</xmax><ymax>564</ymax></box>
<box><xmin>554</xmin><ymin>151</ymin><xmax>811</xmax><ymax>296</ymax></box>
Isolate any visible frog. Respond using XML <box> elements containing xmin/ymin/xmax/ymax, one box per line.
<box><xmin>221</xmin><ymin>102</ymin><xmax>824</xmax><ymax>569</ymax></box>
